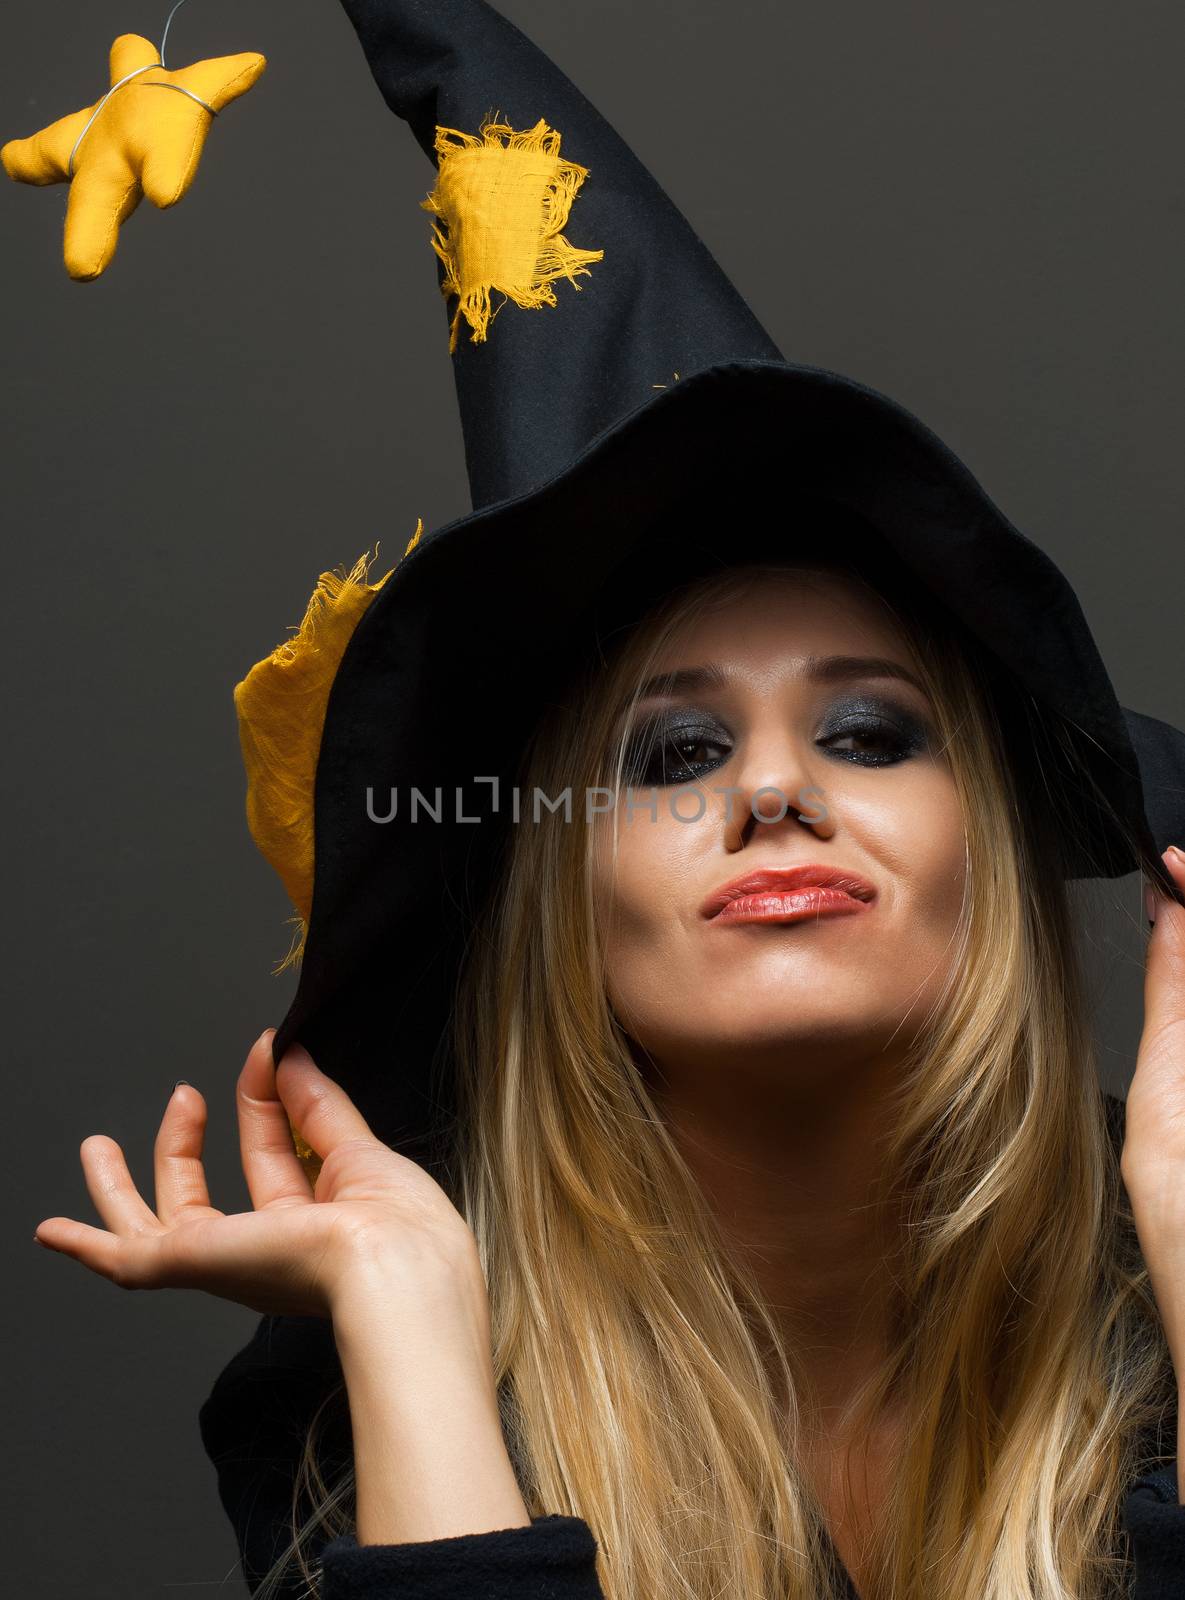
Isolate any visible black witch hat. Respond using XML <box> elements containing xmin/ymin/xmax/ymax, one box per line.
<box><xmin>232</xmin><ymin>0</ymin><xmax>1185</xmax><ymax>1179</ymax></box>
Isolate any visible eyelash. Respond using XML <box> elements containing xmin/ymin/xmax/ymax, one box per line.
<box><xmin>618</xmin><ymin>700</ymin><xmax>930</xmax><ymax>787</ymax></box>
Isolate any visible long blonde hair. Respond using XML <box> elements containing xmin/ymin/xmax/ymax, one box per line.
<box><xmin>256</xmin><ymin>540</ymin><xmax>1175</xmax><ymax>1600</ymax></box>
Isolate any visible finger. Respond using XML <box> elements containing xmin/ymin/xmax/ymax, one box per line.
<box><xmin>1143</xmin><ymin>846</ymin><xmax>1185</xmax><ymax>1054</ymax></box>
<box><xmin>63</xmin><ymin>157</ymin><xmax>142</xmax><ymax>281</ymax></box>
<box><xmin>237</xmin><ymin>1029</ymin><xmax>319</xmax><ymax>1211</ymax></box>
<box><xmin>79</xmin><ymin>1134</ymin><xmax>163</xmax><ymax>1237</ymax></box>
<box><xmin>271</xmin><ymin>1040</ymin><xmax>380</xmax><ymax>1164</ymax></box>
<box><xmin>34</xmin><ymin>1215</ymin><xmax>137</xmax><ymax>1283</ymax></box>
<box><xmin>154</xmin><ymin>1083</ymin><xmax>217</xmax><ymax>1226</ymax></box>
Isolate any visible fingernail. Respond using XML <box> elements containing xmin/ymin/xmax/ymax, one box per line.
<box><xmin>1145</xmin><ymin>883</ymin><xmax>1158</xmax><ymax>927</ymax></box>
<box><xmin>173</xmin><ymin>1078</ymin><xmax>190</xmax><ymax>1092</ymax></box>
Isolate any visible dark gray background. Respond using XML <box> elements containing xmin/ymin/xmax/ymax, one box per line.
<box><xmin>4</xmin><ymin>1</ymin><xmax>1182</xmax><ymax>1593</ymax></box>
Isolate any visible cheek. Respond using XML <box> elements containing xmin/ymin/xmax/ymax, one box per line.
<box><xmin>591</xmin><ymin>808</ymin><xmax>702</xmax><ymax>973</ymax></box>
<box><xmin>855</xmin><ymin>762</ymin><xmax>967</xmax><ymax>932</ymax></box>
<box><xmin>912</xmin><ymin>767</ymin><xmax>967</xmax><ymax>914</ymax></box>
<box><xmin>928</xmin><ymin>800</ymin><xmax>969</xmax><ymax>919</ymax></box>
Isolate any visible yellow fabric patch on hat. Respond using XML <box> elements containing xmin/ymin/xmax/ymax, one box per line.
<box><xmin>421</xmin><ymin>116</ymin><xmax>604</xmax><ymax>352</ymax></box>
<box><xmin>233</xmin><ymin>527</ymin><xmax>421</xmax><ymax>974</ymax></box>
<box><xmin>234</xmin><ymin>529</ymin><xmax>420</xmax><ymax>1190</ymax></box>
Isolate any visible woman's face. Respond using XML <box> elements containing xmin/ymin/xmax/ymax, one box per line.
<box><xmin>591</xmin><ymin>567</ymin><xmax>968</xmax><ymax>1090</ymax></box>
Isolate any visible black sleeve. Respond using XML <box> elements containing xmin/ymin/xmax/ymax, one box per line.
<box><xmin>1123</xmin><ymin>1464</ymin><xmax>1185</xmax><ymax>1599</ymax></box>
<box><xmin>315</xmin><ymin>1519</ymin><xmax>604</xmax><ymax>1599</ymax></box>
<box><xmin>198</xmin><ymin>1313</ymin><xmax>606</xmax><ymax>1598</ymax></box>
<box><xmin>198</xmin><ymin>1312</ymin><xmax>352</xmax><ymax>1595</ymax></box>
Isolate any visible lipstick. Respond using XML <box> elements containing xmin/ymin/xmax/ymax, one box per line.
<box><xmin>700</xmin><ymin>864</ymin><xmax>876</xmax><ymax>925</ymax></box>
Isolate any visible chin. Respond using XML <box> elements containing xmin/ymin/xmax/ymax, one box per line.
<box><xmin>631</xmin><ymin>1012</ymin><xmax>898</xmax><ymax>1073</ymax></box>
<box><xmin>706</xmin><ymin>973</ymin><xmax>893</xmax><ymax>1029</ymax></box>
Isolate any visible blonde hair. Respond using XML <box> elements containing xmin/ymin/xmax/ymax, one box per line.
<box><xmin>254</xmin><ymin>542</ymin><xmax>1175</xmax><ymax>1600</ymax></box>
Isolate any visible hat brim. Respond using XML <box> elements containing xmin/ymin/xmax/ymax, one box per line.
<box><xmin>271</xmin><ymin>358</ymin><xmax>1162</xmax><ymax>1160</ymax></box>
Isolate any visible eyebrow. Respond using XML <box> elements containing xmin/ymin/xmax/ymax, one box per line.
<box><xmin>630</xmin><ymin>654</ymin><xmax>928</xmax><ymax>702</ymax></box>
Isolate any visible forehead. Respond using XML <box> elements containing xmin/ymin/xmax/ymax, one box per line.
<box><xmin>650</xmin><ymin>566</ymin><xmax>914</xmax><ymax>670</ymax></box>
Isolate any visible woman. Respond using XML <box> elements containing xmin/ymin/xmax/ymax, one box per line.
<box><xmin>35</xmin><ymin>533</ymin><xmax>1185</xmax><ymax>1600</ymax></box>
<box><xmin>26</xmin><ymin>1</ymin><xmax>1185</xmax><ymax>1597</ymax></box>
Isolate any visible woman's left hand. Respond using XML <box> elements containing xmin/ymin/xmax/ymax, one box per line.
<box><xmin>1121</xmin><ymin>844</ymin><xmax>1185</xmax><ymax>1368</ymax></box>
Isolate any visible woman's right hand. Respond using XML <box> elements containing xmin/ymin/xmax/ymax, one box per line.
<box><xmin>32</xmin><ymin>1029</ymin><xmax>480</xmax><ymax>1320</ymax></box>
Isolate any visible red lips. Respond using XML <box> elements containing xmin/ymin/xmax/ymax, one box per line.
<box><xmin>699</xmin><ymin>863</ymin><xmax>878</xmax><ymax>920</ymax></box>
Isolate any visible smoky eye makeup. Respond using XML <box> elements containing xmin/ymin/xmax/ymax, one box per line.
<box><xmin>815</xmin><ymin>692</ymin><xmax>933</xmax><ymax>767</ymax></box>
<box><xmin>611</xmin><ymin>686</ymin><xmax>935</xmax><ymax>789</ymax></box>
<box><xmin>616</xmin><ymin>708</ymin><xmax>732</xmax><ymax>787</ymax></box>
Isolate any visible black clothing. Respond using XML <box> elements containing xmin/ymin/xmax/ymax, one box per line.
<box><xmin>198</xmin><ymin>1322</ymin><xmax>1183</xmax><ymax>1600</ymax></box>
<box><xmin>199</xmin><ymin>1093</ymin><xmax>1185</xmax><ymax>1598</ymax></box>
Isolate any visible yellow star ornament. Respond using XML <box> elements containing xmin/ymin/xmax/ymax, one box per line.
<box><xmin>2</xmin><ymin>33</ymin><xmax>265</xmax><ymax>281</ymax></box>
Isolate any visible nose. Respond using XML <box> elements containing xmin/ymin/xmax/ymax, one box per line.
<box><xmin>721</xmin><ymin>728</ymin><xmax>837</xmax><ymax>852</ymax></box>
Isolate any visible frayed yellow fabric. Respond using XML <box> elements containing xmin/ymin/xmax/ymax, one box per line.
<box><xmin>238</xmin><ymin>531</ymin><xmax>420</xmax><ymax>1188</ymax></box>
<box><xmin>421</xmin><ymin>115</ymin><xmax>604</xmax><ymax>351</ymax></box>
<box><xmin>233</xmin><ymin>524</ymin><xmax>422</xmax><ymax>978</ymax></box>
<box><xmin>1</xmin><ymin>33</ymin><xmax>265</xmax><ymax>281</ymax></box>
<box><xmin>289</xmin><ymin>1125</ymin><xmax>322</xmax><ymax>1183</ymax></box>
